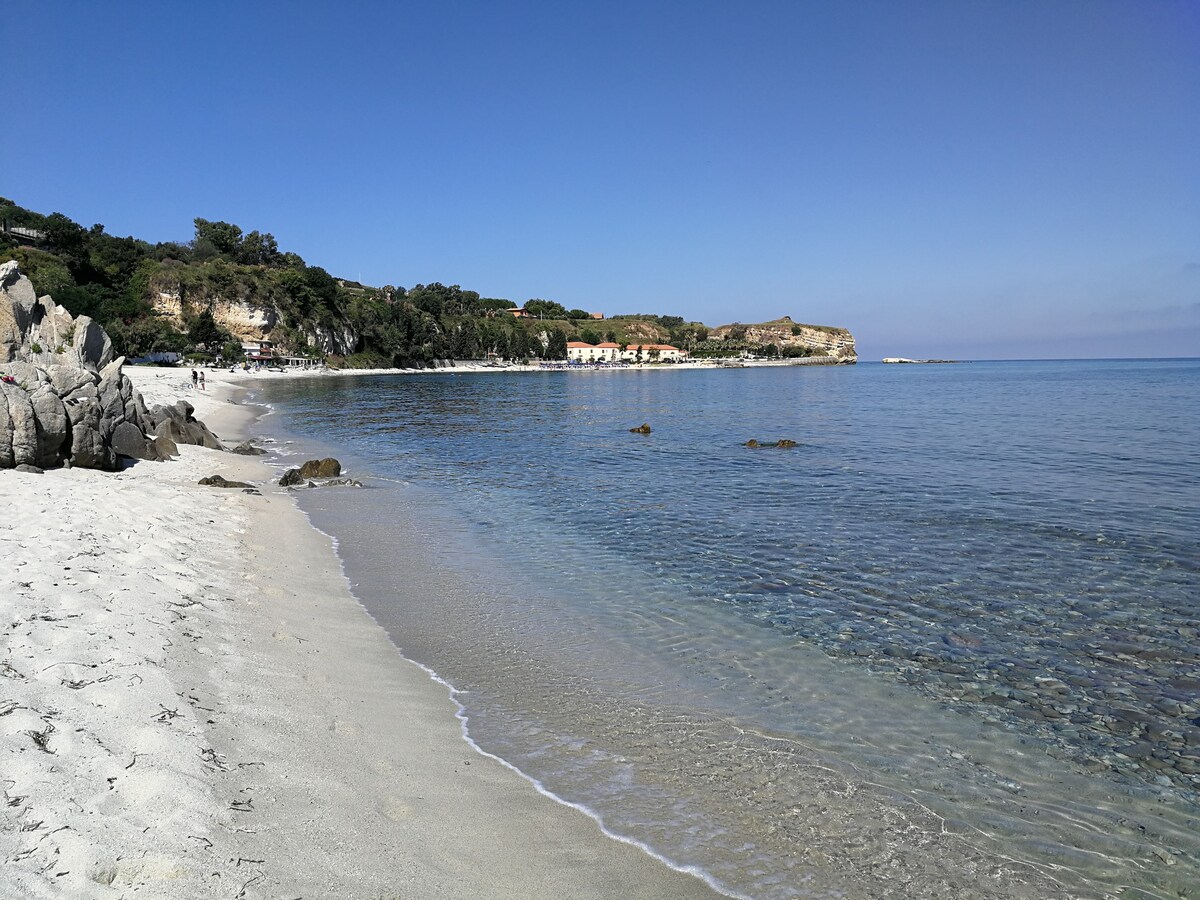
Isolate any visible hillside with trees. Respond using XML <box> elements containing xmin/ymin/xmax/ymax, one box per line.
<box><xmin>1</xmin><ymin>199</ymin><xmax>853</xmax><ymax>366</ymax></box>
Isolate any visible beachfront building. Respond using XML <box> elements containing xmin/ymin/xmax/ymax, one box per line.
<box><xmin>280</xmin><ymin>356</ymin><xmax>322</xmax><ymax>368</ymax></box>
<box><xmin>621</xmin><ymin>344</ymin><xmax>686</xmax><ymax>362</ymax></box>
<box><xmin>566</xmin><ymin>341</ymin><xmax>622</xmax><ymax>363</ymax></box>
<box><xmin>241</xmin><ymin>339</ymin><xmax>276</xmax><ymax>364</ymax></box>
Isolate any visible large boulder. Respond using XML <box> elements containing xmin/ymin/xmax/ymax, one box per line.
<box><xmin>149</xmin><ymin>400</ymin><xmax>223</xmax><ymax>450</ymax></box>
<box><xmin>29</xmin><ymin>384</ymin><xmax>69</xmax><ymax>468</ymax></box>
<box><xmin>298</xmin><ymin>457</ymin><xmax>341</xmax><ymax>478</ymax></box>
<box><xmin>0</xmin><ymin>379</ymin><xmax>38</xmax><ymax>467</ymax></box>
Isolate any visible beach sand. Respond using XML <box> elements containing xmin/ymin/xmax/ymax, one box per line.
<box><xmin>1</xmin><ymin>367</ymin><xmax>720</xmax><ymax>899</ymax></box>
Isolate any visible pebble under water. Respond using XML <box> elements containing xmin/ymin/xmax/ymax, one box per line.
<box><xmin>257</xmin><ymin>359</ymin><xmax>1200</xmax><ymax>899</ymax></box>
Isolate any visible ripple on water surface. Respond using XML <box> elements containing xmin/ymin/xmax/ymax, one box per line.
<box><xmin>259</xmin><ymin>360</ymin><xmax>1200</xmax><ymax>898</ymax></box>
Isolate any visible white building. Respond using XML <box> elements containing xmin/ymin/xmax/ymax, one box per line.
<box><xmin>566</xmin><ymin>341</ymin><xmax>622</xmax><ymax>362</ymax></box>
<box><xmin>621</xmin><ymin>344</ymin><xmax>685</xmax><ymax>362</ymax></box>
<box><xmin>241</xmin><ymin>340</ymin><xmax>276</xmax><ymax>363</ymax></box>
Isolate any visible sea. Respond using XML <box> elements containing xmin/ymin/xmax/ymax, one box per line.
<box><xmin>250</xmin><ymin>359</ymin><xmax>1199</xmax><ymax>900</ymax></box>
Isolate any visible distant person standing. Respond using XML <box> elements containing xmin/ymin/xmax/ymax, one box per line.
<box><xmin>191</xmin><ymin>369</ymin><xmax>198</xmax><ymax>390</ymax></box>
<box><xmin>199</xmin><ymin>371</ymin><xmax>206</xmax><ymax>391</ymax></box>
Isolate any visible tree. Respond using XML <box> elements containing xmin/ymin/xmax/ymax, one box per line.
<box><xmin>546</xmin><ymin>329</ymin><xmax>568</xmax><ymax>359</ymax></box>
<box><xmin>188</xmin><ymin>308</ymin><xmax>227</xmax><ymax>347</ymax></box>
<box><xmin>238</xmin><ymin>230</ymin><xmax>281</xmax><ymax>266</ymax></box>
<box><xmin>567</xmin><ymin>308</ymin><xmax>590</xmax><ymax>320</ymax></box>
<box><xmin>193</xmin><ymin>218</ymin><xmax>244</xmax><ymax>256</ymax></box>
<box><xmin>42</xmin><ymin>212</ymin><xmax>90</xmax><ymax>274</ymax></box>
<box><xmin>524</xmin><ymin>298</ymin><xmax>568</xmax><ymax>319</ymax></box>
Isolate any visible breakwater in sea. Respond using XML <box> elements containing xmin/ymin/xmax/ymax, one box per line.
<box><xmin>256</xmin><ymin>359</ymin><xmax>1200</xmax><ymax>899</ymax></box>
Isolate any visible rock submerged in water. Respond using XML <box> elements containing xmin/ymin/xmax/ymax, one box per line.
<box><xmin>298</xmin><ymin>457</ymin><xmax>341</xmax><ymax>478</ymax></box>
<box><xmin>278</xmin><ymin>468</ymin><xmax>306</xmax><ymax>487</ymax></box>
<box><xmin>744</xmin><ymin>439</ymin><xmax>798</xmax><ymax>449</ymax></box>
<box><xmin>279</xmin><ymin>459</ymin><xmax>360</xmax><ymax>489</ymax></box>
<box><xmin>230</xmin><ymin>440</ymin><xmax>267</xmax><ymax>456</ymax></box>
<box><xmin>629</xmin><ymin>423</ymin><xmax>652</xmax><ymax>434</ymax></box>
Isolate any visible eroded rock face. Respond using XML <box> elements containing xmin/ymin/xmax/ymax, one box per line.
<box><xmin>0</xmin><ymin>261</ymin><xmax>163</xmax><ymax>469</ymax></box>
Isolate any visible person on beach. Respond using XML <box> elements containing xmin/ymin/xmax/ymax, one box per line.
<box><xmin>191</xmin><ymin>369</ymin><xmax>198</xmax><ymax>390</ymax></box>
<box><xmin>199</xmin><ymin>371</ymin><xmax>206</xmax><ymax>391</ymax></box>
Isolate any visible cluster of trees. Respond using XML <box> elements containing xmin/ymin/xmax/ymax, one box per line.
<box><xmin>0</xmin><ymin>199</ymin><xmax>333</xmax><ymax>359</ymax></box>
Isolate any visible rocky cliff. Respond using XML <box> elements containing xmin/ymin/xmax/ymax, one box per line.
<box><xmin>708</xmin><ymin>316</ymin><xmax>856</xmax><ymax>360</ymax></box>
<box><xmin>148</xmin><ymin>269</ymin><xmax>358</xmax><ymax>356</ymax></box>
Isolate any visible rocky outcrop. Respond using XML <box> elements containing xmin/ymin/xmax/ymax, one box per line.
<box><xmin>1</xmin><ymin>260</ymin><xmax>114</xmax><ymax>371</ymax></box>
<box><xmin>709</xmin><ymin>316</ymin><xmax>856</xmax><ymax>360</ymax></box>
<box><xmin>0</xmin><ymin>261</ymin><xmax>171</xmax><ymax>469</ymax></box>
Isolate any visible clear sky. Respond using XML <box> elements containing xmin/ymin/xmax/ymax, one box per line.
<box><xmin>7</xmin><ymin>1</ymin><xmax>1198</xmax><ymax>359</ymax></box>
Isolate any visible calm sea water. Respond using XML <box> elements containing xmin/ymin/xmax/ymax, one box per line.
<box><xmin>254</xmin><ymin>359</ymin><xmax>1199</xmax><ymax>899</ymax></box>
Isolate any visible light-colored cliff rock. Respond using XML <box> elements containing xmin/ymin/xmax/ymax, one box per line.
<box><xmin>152</xmin><ymin>288</ymin><xmax>277</xmax><ymax>342</ymax></box>
<box><xmin>148</xmin><ymin>269</ymin><xmax>358</xmax><ymax>356</ymax></box>
<box><xmin>709</xmin><ymin>316</ymin><xmax>856</xmax><ymax>359</ymax></box>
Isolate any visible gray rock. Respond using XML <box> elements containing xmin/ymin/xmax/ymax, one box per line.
<box><xmin>64</xmin><ymin>393</ymin><xmax>107</xmax><ymax>469</ymax></box>
<box><xmin>0</xmin><ymin>260</ymin><xmax>175</xmax><ymax>470</ymax></box>
<box><xmin>153</xmin><ymin>433</ymin><xmax>179</xmax><ymax>459</ymax></box>
<box><xmin>48</xmin><ymin>364</ymin><xmax>95</xmax><ymax>398</ymax></box>
<box><xmin>298</xmin><ymin>457</ymin><xmax>341</xmax><ymax>478</ymax></box>
<box><xmin>198</xmin><ymin>474</ymin><xmax>254</xmax><ymax>489</ymax></box>
<box><xmin>29</xmin><ymin>383</ymin><xmax>69</xmax><ymax>468</ymax></box>
<box><xmin>14</xmin><ymin>463</ymin><xmax>43</xmax><ymax>474</ymax></box>
<box><xmin>110</xmin><ymin>421</ymin><xmax>157</xmax><ymax>461</ymax></box>
<box><xmin>0</xmin><ymin>390</ymin><xmax>10</xmax><ymax>468</ymax></box>
<box><xmin>278</xmin><ymin>467</ymin><xmax>304</xmax><ymax>487</ymax></box>
<box><xmin>0</xmin><ymin>380</ymin><xmax>38</xmax><ymax>466</ymax></box>
<box><xmin>230</xmin><ymin>440</ymin><xmax>267</xmax><ymax>456</ymax></box>
<box><xmin>72</xmin><ymin>315</ymin><xmax>113</xmax><ymax>371</ymax></box>
<box><xmin>150</xmin><ymin>400</ymin><xmax>222</xmax><ymax>450</ymax></box>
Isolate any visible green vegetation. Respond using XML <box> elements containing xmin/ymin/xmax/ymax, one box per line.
<box><xmin>2</xmin><ymin>197</ymin><xmax>842</xmax><ymax>366</ymax></box>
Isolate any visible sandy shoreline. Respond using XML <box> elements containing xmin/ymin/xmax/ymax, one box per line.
<box><xmin>1</xmin><ymin>367</ymin><xmax>720</xmax><ymax>898</ymax></box>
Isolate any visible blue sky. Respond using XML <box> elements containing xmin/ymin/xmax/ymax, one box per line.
<box><xmin>7</xmin><ymin>1</ymin><xmax>1197</xmax><ymax>359</ymax></box>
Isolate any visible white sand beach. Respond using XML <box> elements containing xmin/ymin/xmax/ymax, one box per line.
<box><xmin>1</xmin><ymin>367</ymin><xmax>720</xmax><ymax>899</ymax></box>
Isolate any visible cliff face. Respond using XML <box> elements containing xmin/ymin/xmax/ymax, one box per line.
<box><xmin>709</xmin><ymin>316</ymin><xmax>856</xmax><ymax>359</ymax></box>
<box><xmin>153</xmin><ymin>289</ymin><xmax>277</xmax><ymax>341</ymax></box>
<box><xmin>148</xmin><ymin>271</ymin><xmax>358</xmax><ymax>356</ymax></box>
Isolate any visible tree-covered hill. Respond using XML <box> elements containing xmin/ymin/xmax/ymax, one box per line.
<box><xmin>1</xmin><ymin>198</ymin><xmax>851</xmax><ymax>365</ymax></box>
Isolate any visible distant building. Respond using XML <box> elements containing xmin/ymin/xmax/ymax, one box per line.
<box><xmin>507</xmin><ymin>308</ymin><xmax>532</xmax><ymax>319</ymax></box>
<box><xmin>241</xmin><ymin>339</ymin><xmax>276</xmax><ymax>363</ymax></box>
<box><xmin>589</xmin><ymin>312</ymin><xmax>605</xmax><ymax>320</ymax></box>
<box><xmin>565</xmin><ymin>341</ymin><xmax>685</xmax><ymax>363</ymax></box>
<box><xmin>622</xmin><ymin>344</ymin><xmax>685</xmax><ymax>362</ymax></box>
<box><xmin>566</xmin><ymin>341</ymin><xmax>622</xmax><ymax>362</ymax></box>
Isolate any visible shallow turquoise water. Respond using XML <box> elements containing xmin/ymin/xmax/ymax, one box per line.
<box><xmin>256</xmin><ymin>359</ymin><xmax>1200</xmax><ymax>899</ymax></box>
